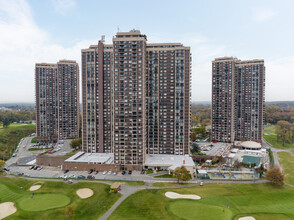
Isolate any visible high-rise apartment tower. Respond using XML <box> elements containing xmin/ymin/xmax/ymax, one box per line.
<box><xmin>211</xmin><ymin>57</ymin><xmax>265</xmax><ymax>143</ymax></box>
<box><xmin>35</xmin><ymin>60</ymin><xmax>79</xmax><ymax>143</ymax></box>
<box><xmin>81</xmin><ymin>30</ymin><xmax>191</xmax><ymax>167</ymax></box>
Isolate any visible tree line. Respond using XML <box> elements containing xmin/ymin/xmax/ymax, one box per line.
<box><xmin>0</xmin><ymin>111</ymin><xmax>35</xmax><ymax>127</ymax></box>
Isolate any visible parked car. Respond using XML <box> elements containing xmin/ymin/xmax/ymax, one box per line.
<box><xmin>29</xmin><ymin>165</ymin><xmax>35</xmax><ymax>170</ymax></box>
<box><xmin>3</xmin><ymin>167</ymin><xmax>9</xmax><ymax>172</ymax></box>
<box><xmin>122</xmin><ymin>171</ymin><xmax>126</xmax><ymax>175</ymax></box>
<box><xmin>94</xmin><ymin>170</ymin><xmax>99</xmax><ymax>175</ymax></box>
<box><xmin>87</xmin><ymin>175</ymin><xmax>95</xmax><ymax>179</ymax></box>
<box><xmin>60</xmin><ymin>174</ymin><xmax>67</xmax><ymax>179</ymax></box>
<box><xmin>64</xmin><ymin>170</ymin><xmax>69</xmax><ymax>174</ymax></box>
<box><xmin>12</xmin><ymin>153</ymin><xmax>16</xmax><ymax>157</ymax></box>
<box><xmin>107</xmin><ymin>171</ymin><xmax>112</xmax><ymax>175</ymax></box>
<box><xmin>77</xmin><ymin>175</ymin><xmax>86</xmax><ymax>179</ymax></box>
<box><xmin>141</xmin><ymin>170</ymin><xmax>145</xmax><ymax>174</ymax></box>
<box><xmin>102</xmin><ymin>171</ymin><xmax>107</xmax><ymax>175</ymax></box>
<box><xmin>88</xmin><ymin>169</ymin><xmax>93</xmax><ymax>174</ymax></box>
<box><xmin>112</xmin><ymin>172</ymin><xmax>117</xmax><ymax>175</ymax></box>
<box><xmin>69</xmin><ymin>174</ymin><xmax>76</xmax><ymax>179</ymax></box>
<box><xmin>18</xmin><ymin>173</ymin><xmax>24</xmax><ymax>176</ymax></box>
<box><xmin>33</xmin><ymin>166</ymin><xmax>39</xmax><ymax>170</ymax></box>
<box><xmin>37</xmin><ymin>166</ymin><xmax>43</xmax><ymax>171</ymax></box>
<box><xmin>128</xmin><ymin>170</ymin><xmax>132</xmax><ymax>175</ymax></box>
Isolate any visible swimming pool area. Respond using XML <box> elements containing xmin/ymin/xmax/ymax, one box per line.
<box><xmin>242</xmin><ymin>155</ymin><xmax>261</xmax><ymax>166</ymax></box>
<box><xmin>197</xmin><ymin>170</ymin><xmax>260</xmax><ymax>180</ymax></box>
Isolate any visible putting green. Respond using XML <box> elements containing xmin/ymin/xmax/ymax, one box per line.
<box><xmin>168</xmin><ymin>200</ymin><xmax>233</xmax><ymax>220</ymax></box>
<box><xmin>18</xmin><ymin>193</ymin><xmax>70</xmax><ymax>211</ymax></box>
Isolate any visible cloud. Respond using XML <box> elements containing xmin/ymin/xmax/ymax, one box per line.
<box><xmin>51</xmin><ymin>0</ymin><xmax>76</xmax><ymax>15</ymax></box>
<box><xmin>252</xmin><ymin>7</ymin><xmax>277</xmax><ymax>23</ymax></box>
<box><xmin>0</xmin><ymin>0</ymin><xmax>94</xmax><ymax>103</ymax></box>
<box><xmin>266</xmin><ymin>57</ymin><xmax>294</xmax><ymax>101</ymax></box>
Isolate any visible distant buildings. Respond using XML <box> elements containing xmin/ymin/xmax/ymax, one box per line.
<box><xmin>211</xmin><ymin>57</ymin><xmax>265</xmax><ymax>143</ymax></box>
<box><xmin>81</xmin><ymin>30</ymin><xmax>191</xmax><ymax>169</ymax></box>
<box><xmin>35</xmin><ymin>60</ymin><xmax>79</xmax><ymax>143</ymax></box>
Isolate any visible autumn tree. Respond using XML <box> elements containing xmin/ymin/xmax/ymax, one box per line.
<box><xmin>70</xmin><ymin>138</ymin><xmax>82</xmax><ymax>150</ymax></box>
<box><xmin>266</xmin><ymin>167</ymin><xmax>284</xmax><ymax>185</ymax></box>
<box><xmin>173</xmin><ymin>166</ymin><xmax>191</xmax><ymax>183</ymax></box>
<box><xmin>276</xmin><ymin>120</ymin><xmax>291</xmax><ymax>146</ymax></box>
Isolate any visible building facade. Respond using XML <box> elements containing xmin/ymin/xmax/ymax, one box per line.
<box><xmin>211</xmin><ymin>57</ymin><xmax>265</xmax><ymax>143</ymax></box>
<box><xmin>35</xmin><ymin>60</ymin><xmax>79</xmax><ymax>143</ymax></box>
<box><xmin>81</xmin><ymin>30</ymin><xmax>191</xmax><ymax>167</ymax></box>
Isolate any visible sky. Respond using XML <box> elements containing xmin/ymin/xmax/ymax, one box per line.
<box><xmin>0</xmin><ymin>0</ymin><xmax>294</xmax><ymax>103</ymax></box>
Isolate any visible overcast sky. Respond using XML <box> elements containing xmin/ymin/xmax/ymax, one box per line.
<box><xmin>0</xmin><ymin>0</ymin><xmax>294</xmax><ymax>103</ymax></box>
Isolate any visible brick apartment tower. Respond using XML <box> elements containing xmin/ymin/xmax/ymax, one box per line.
<box><xmin>81</xmin><ymin>30</ymin><xmax>191</xmax><ymax>167</ymax></box>
<box><xmin>35</xmin><ymin>60</ymin><xmax>79</xmax><ymax>143</ymax></box>
<box><xmin>211</xmin><ymin>57</ymin><xmax>265</xmax><ymax>143</ymax></box>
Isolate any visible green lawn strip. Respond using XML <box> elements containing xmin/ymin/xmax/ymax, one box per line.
<box><xmin>263</xmin><ymin>125</ymin><xmax>294</xmax><ymax>149</ymax></box>
<box><xmin>278</xmin><ymin>151</ymin><xmax>294</xmax><ymax>185</ymax></box>
<box><xmin>152</xmin><ymin>182</ymin><xmax>194</xmax><ymax>187</ymax></box>
<box><xmin>109</xmin><ymin>183</ymin><xmax>294</xmax><ymax>220</ymax></box>
<box><xmin>31</xmin><ymin>137</ymin><xmax>36</xmax><ymax>143</ymax></box>
<box><xmin>153</xmin><ymin>174</ymin><xmax>174</xmax><ymax>178</ymax></box>
<box><xmin>146</xmin><ymin>170</ymin><xmax>153</xmax><ymax>174</ymax></box>
<box><xmin>0</xmin><ymin>177</ymin><xmax>121</xmax><ymax>220</ymax></box>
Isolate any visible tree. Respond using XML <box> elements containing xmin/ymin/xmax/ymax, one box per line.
<box><xmin>266</xmin><ymin>167</ymin><xmax>284</xmax><ymax>185</ymax></box>
<box><xmin>70</xmin><ymin>138</ymin><xmax>82</xmax><ymax>150</ymax></box>
<box><xmin>276</xmin><ymin>120</ymin><xmax>291</xmax><ymax>146</ymax></box>
<box><xmin>173</xmin><ymin>166</ymin><xmax>191</xmax><ymax>183</ymax></box>
<box><xmin>0</xmin><ymin>160</ymin><xmax>5</xmax><ymax>171</ymax></box>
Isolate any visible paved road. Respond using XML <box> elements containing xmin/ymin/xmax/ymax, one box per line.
<box><xmin>262</xmin><ymin>138</ymin><xmax>290</xmax><ymax>168</ymax></box>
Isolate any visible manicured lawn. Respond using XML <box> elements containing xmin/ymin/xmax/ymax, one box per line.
<box><xmin>152</xmin><ymin>182</ymin><xmax>195</xmax><ymax>187</ymax></box>
<box><xmin>154</xmin><ymin>174</ymin><xmax>174</xmax><ymax>178</ymax></box>
<box><xmin>109</xmin><ymin>183</ymin><xmax>294</xmax><ymax>219</ymax></box>
<box><xmin>18</xmin><ymin>193</ymin><xmax>70</xmax><ymax>211</ymax></box>
<box><xmin>0</xmin><ymin>177</ymin><xmax>121</xmax><ymax>219</ymax></box>
<box><xmin>263</xmin><ymin>125</ymin><xmax>294</xmax><ymax>149</ymax></box>
<box><xmin>146</xmin><ymin>170</ymin><xmax>154</xmax><ymax>174</ymax></box>
<box><xmin>31</xmin><ymin>137</ymin><xmax>37</xmax><ymax>143</ymax></box>
<box><xmin>278</xmin><ymin>152</ymin><xmax>294</xmax><ymax>185</ymax></box>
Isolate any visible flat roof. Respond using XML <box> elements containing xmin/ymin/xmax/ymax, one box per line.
<box><xmin>145</xmin><ymin>154</ymin><xmax>195</xmax><ymax>170</ymax></box>
<box><xmin>65</xmin><ymin>152</ymin><xmax>114</xmax><ymax>164</ymax></box>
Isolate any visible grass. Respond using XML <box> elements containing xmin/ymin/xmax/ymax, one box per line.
<box><xmin>28</xmin><ymin>147</ymin><xmax>52</xmax><ymax>151</ymax></box>
<box><xmin>109</xmin><ymin>183</ymin><xmax>294</xmax><ymax>220</ymax></box>
<box><xmin>278</xmin><ymin>151</ymin><xmax>294</xmax><ymax>185</ymax></box>
<box><xmin>152</xmin><ymin>182</ymin><xmax>195</xmax><ymax>187</ymax></box>
<box><xmin>0</xmin><ymin>124</ymin><xmax>36</xmax><ymax>160</ymax></box>
<box><xmin>263</xmin><ymin>125</ymin><xmax>294</xmax><ymax>149</ymax></box>
<box><xmin>18</xmin><ymin>193</ymin><xmax>70</xmax><ymax>211</ymax></box>
<box><xmin>146</xmin><ymin>170</ymin><xmax>154</xmax><ymax>174</ymax></box>
<box><xmin>31</xmin><ymin>137</ymin><xmax>36</xmax><ymax>143</ymax></box>
<box><xmin>0</xmin><ymin>177</ymin><xmax>121</xmax><ymax>219</ymax></box>
<box><xmin>153</xmin><ymin>174</ymin><xmax>174</xmax><ymax>178</ymax></box>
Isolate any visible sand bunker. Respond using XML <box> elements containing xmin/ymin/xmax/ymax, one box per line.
<box><xmin>29</xmin><ymin>185</ymin><xmax>41</xmax><ymax>191</ymax></box>
<box><xmin>76</xmin><ymin>188</ymin><xmax>94</xmax><ymax>199</ymax></box>
<box><xmin>239</xmin><ymin>217</ymin><xmax>256</xmax><ymax>220</ymax></box>
<box><xmin>0</xmin><ymin>202</ymin><xmax>17</xmax><ymax>219</ymax></box>
<box><xmin>165</xmin><ymin>192</ymin><xmax>201</xmax><ymax>200</ymax></box>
